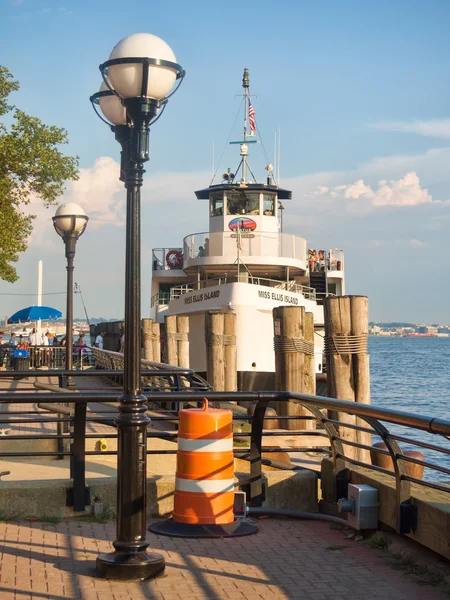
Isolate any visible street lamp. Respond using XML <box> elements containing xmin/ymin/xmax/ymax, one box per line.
<box><xmin>53</xmin><ymin>203</ymin><xmax>88</xmax><ymax>386</ymax></box>
<box><xmin>90</xmin><ymin>33</ymin><xmax>185</xmax><ymax>581</ymax></box>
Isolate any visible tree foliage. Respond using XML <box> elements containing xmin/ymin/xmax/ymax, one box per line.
<box><xmin>0</xmin><ymin>66</ymin><xmax>79</xmax><ymax>282</ymax></box>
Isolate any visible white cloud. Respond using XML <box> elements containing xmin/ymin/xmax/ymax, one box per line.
<box><xmin>372</xmin><ymin>172</ymin><xmax>432</xmax><ymax>206</ymax></box>
<box><xmin>343</xmin><ymin>179</ymin><xmax>372</xmax><ymax>200</ymax></box>
<box><xmin>68</xmin><ymin>157</ymin><xmax>124</xmax><ymax>227</ymax></box>
<box><xmin>312</xmin><ymin>171</ymin><xmax>432</xmax><ymax>207</ymax></box>
<box><xmin>373</xmin><ymin>119</ymin><xmax>450</xmax><ymax>139</ymax></box>
<box><xmin>409</xmin><ymin>239</ymin><xmax>426</xmax><ymax>247</ymax></box>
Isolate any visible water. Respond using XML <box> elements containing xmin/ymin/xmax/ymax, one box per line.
<box><xmin>369</xmin><ymin>336</ymin><xmax>450</xmax><ymax>481</ymax></box>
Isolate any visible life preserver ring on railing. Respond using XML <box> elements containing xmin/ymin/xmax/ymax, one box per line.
<box><xmin>166</xmin><ymin>249</ymin><xmax>183</xmax><ymax>269</ymax></box>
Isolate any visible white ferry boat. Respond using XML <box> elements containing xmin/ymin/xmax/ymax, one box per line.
<box><xmin>150</xmin><ymin>69</ymin><xmax>345</xmax><ymax>390</ymax></box>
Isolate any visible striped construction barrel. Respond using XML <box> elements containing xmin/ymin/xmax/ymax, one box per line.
<box><xmin>173</xmin><ymin>399</ymin><xmax>234</xmax><ymax>525</ymax></box>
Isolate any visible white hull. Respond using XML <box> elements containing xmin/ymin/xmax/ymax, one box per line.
<box><xmin>155</xmin><ymin>281</ymin><xmax>326</xmax><ymax>375</ymax></box>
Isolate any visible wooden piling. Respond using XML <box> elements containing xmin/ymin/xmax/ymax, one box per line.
<box><xmin>303</xmin><ymin>311</ymin><xmax>316</xmax><ymax>398</ymax></box>
<box><xmin>142</xmin><ymin>318</ymin><xmax>153</xmax><ymax>361</ymax></box>
<box><xmin>350</xmin><ymin>296</ymin><xmax>371</xmax><ymax>462</ymax></box>
<box><xmin>165</xmin><ymin>314</ymin><xmax>179</xmax><ymax>366</ymax></box>
<box><xmin>273</xmin><ymin>306</ymin><xmax>313</xmax><ymax>430</ymax></box>
<box><xmin>152</xmin><ymin>322</ymin><xmax>161</xmax><ymax>363</ymax></box>
<box><xmin>177</xmin><ymin>315</ymin><xmax>189</xmax><ymax>369</ymax></box>
<box><xmin>223</xmin><ymin>311</ymin><xmax>237</xmax><ymax>392</ymax></box>
<box><xmin>205</xmin><ymin>311</ymin><xmax>225</xmax><ymax>391</ymax></box>
<box><xmin>324</xmin><ymin>295</ymin><xmax>370</xmax><ymax>462</ymax></box>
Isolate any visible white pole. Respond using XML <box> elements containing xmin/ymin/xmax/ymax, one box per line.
<box><xmin>37</xmin><ymin>260</ymin><xmax>43</xmax><ymax>306</ymax></box>
<box><xmin>273</xmin><ymin>130</ymin><xmax>277</xmax><ymax>185</ymax></box>
<box><xmin>37</xmin><ymin>260</ymin><xmax>43</xmax><ymax>341</ymax></box>
<box><xmin>277</xmin><ymin>127</ymin><xmax>281</xmax><ymax>184</ymax></box>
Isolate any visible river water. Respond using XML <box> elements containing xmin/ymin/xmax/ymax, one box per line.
<box><xmin>369</xmin><ymin>336</ymin><xmax>450</xmax><ymax>481</ymax></box>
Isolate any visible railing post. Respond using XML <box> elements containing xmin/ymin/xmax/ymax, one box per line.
<box><xmin>366</xmin><ymin>417</ymin><xmax>413</xmax><ymax>534</ymax></box>
<box><xmin>72</xmin><ymin>401</ymin><xmax>88</xmax><ymax>511</ymax></box>
<box><xmin>249</xmin><ymin>397</ymin><xmax>269</xmax><ymax>507</ymax></box>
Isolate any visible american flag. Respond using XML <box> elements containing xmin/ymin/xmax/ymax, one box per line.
<box><xmin>248</xmin><ymin>102</ymin><xmax>256</xmax><ymax>133</ymax></box>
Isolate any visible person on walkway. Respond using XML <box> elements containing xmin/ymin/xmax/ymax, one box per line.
<box><xmin>75</xmin><ymin>332</ymin><xmax>86</xmax><ymax>355</ymax></box>
<box><xmin>60</xmin><ymin>329</ymin><xmax>75</xmax><ymax>347</ymax></box>
<box><xmin>29</xmin><ymin>328</ymin><xmax>40</xmax><ymax>346</ymax></box>
<box><xmin>9</xmin><ymin>333</ymin><xmax>17</xmax><ymax>347</ymax></box>
<box><xmin>95</xmin><ymin>331</ymin><xmax>105</xmax><ymax>349</ymax></box>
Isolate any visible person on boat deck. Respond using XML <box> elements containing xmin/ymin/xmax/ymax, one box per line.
<box><xmin>198</xmin><ymin>246</ymin><xmax>206</xmax><ymax>257</ymax></box>
<box><xmin>318</xmin><ymin>250</ymin><xmax>325</xmax><ymax>271</ymax></box>
<box><xmin>204</xmin><ymin>238</ymin><xmax>210</xmax><ymax>256</ymax></box>
<box><xmin>308</xmin><ymin>249</ymin><xmax>317</xmax><ymax>272</ymax></box>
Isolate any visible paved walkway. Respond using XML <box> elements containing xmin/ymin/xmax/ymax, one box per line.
<box><xmin>0</xmin><ymin>518</ymin><xmax>445</xmax><ymax>600</ymax></box>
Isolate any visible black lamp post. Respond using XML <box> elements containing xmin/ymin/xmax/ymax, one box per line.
<box><xmin>90</xmin><ymin>33</ymin><xmax>185</xmax><ymax>581</ymax></box>
<box><xmin>53</xmin><ymin>203</ymin><xmax>88</xmax><ymax>387</ymax></box>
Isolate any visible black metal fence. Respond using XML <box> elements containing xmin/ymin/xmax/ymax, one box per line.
<box><xmin>0</xmin><ymin>345</ymin><xmax>95</xmax><ymax>370</ymax></box>
<box><xmin>0</xmin><ymin>357</ymin><xmax>449</xmax><ymax>537</ymax></box>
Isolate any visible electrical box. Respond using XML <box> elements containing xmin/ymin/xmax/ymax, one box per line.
<box><xmin>347</xmin><ymin>483</ymin><xmax>378</xmax><ymax>530</ymax></box>
<box><xmin>233</xmin><ymin>490</ymin><xmax>247</xmax><ymax>517</ymax></box>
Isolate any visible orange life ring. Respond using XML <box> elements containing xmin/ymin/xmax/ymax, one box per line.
<box><xmin>166</xmin><ymin>249</ymin><xmax>183</xmax><ymax>269</ymax></box>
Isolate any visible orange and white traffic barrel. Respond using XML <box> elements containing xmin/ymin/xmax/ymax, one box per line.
<box><xmin>149</xmin><ymin>398</ymin><xmax>258</xmax><ymax>538</ymax></box>
<box><xmin>174</xmin><ymin>397</ymin><xmax>234</xmax><ymax>525</ymax></box>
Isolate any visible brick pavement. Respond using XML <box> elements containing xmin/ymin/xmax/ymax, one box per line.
<box><xmin>0</xmin><ymin>517</ymin><xmax>446</xmax><ymax>600</ymax></box>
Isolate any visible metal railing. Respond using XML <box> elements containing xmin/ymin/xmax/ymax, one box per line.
<box><xmin>182</xmin><ymin>230</ymin><xmax>307</xmax><ymax>263</ymax></box>
<box><xmin>0</xmin><ymin>345</ymin><xmax>94</xmax><ymax>370</ymax></box>
<box><xmin>152</xmin><ymin>275</ymin><xmax>317</xmax><ymax>305</ymax></box>
<box><xmin>0</xmin><ymin>371</ymin><xmax>448</xmax><ymax>535</ymax></box>
<box><xmin>90</xmin><ymin>347</ymin><xmax>212</xmax><ymax>392</ymax></box>
<box><xmin>152</xmin><ymin>248</ymin><xmax>184</xmax><ymax>271</ymax></box>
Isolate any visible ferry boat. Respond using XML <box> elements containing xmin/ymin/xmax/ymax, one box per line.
<box><xmin>150</xmin><ymin>70</ymin><xmax>345</xmax><ymax>390</ymax></box>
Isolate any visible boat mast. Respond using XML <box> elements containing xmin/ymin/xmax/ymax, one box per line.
<box><xmin>241</xmin><ymin>68</ymin><xmax>249</xmax><ymax>184</ymax></box>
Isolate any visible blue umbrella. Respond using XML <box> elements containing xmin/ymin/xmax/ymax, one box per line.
<box><xmin>8</xmin><ymin>305</ymin><xmax>62</xmax><ymax>324</ymax></box>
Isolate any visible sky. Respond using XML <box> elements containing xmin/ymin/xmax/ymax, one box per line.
<box><xmin>1</xmin><ymin>0</ymin><xmax>450</xmax><ymax>323</ymax></box>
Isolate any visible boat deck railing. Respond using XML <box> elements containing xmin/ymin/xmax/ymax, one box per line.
<box><xmin>151</xmin><ymin>275</ymin><xmax>317</xmax><ymax>307</ymax></box>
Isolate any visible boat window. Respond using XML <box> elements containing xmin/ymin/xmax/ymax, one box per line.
<box><xmin>263</xmin><ymin>195</ymin><xmax>275</xmax><ymax>216</ymax></box>
<box><xmin>210</xmin><ymin>193</ymin><xmax>224</xmax><ymax>216</ymax></box>
<box><xmin>227</xmin><ymin>192</ymin><xmax>260</xmax><ymax>215</ymax></box>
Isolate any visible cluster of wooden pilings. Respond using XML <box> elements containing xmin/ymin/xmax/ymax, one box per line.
<box><xmin>142</xmin><ymin>319</ymin><xmax>161</xmax><ymax>362</ymax></box>
<box><xmin>128</xmin><ymin>301</ymin><xmax>424</xmax><ymax>471</ymax></box>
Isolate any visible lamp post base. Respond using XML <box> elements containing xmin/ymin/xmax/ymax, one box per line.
<box><xmin>96</xmin><ymin>550</ymin><xmax>165</xmax><ymax>581</ymax></box>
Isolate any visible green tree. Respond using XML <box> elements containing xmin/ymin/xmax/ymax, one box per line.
<box><xmin>0</xmin><ymin>66</ymin><xmax>79</xmax><ymax>282</ymax></box>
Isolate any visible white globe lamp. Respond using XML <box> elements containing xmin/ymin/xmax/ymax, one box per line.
<box><xmin>107</xmin><ymin>33</ymin><xmax>179</xmax><ymax>100</ymax></box>
<box><xmin>53</xmin><ymin>203</ymin><xmax>89</xmax><ymax>238</ymax></box>
<box><xmin>98</xmin><ymin>82</ymin><xmax>127</xmax><ymax>125</ymax></box>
